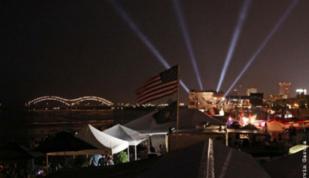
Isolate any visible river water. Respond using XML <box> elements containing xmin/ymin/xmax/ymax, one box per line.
<box><xmin>0</xmin><ymin>109</ymin><xmax>150</xmax><ymax>147</ymax></box>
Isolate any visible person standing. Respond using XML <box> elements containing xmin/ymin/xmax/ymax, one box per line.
<box><xmin>159</xmin><ymin>144</ymin><xmax>166</xmax><ymax>155</ymax></box>
<box><xmin>89</xmin><ymin>154</ymin><xmax>103</xmax><ymax>167</ymax></box>
<box><xmin>106</xmin><ymin>155</ymin><xmax>114</xmax><ymax>166</ymax></box>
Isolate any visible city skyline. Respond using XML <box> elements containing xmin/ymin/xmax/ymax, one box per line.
<box><xmin>1</xmin><ymin>0</ymin><xmax>309</xmax><ymax>105</ymax></box>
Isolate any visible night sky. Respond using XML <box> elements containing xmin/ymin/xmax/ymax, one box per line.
<box><xmin>1</xmin><ymin>0</ymin><xmax>308</xmax><ymax>105</ymax></box>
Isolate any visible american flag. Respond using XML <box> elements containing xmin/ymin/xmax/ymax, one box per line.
<box><xmin>136</xmin><ymin>66</ymin><xmax>178</xmax><ymax>104</ymax></box>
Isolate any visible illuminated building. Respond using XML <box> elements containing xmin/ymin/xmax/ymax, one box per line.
<box><xmin>188</xmin><ymin>90</ymin><xmax>224</xmax><ymax>113</ymax></box>
<box><xmin>246</xmin><ymin>88</ymin><xmax>258</xmax><ymax>96</ymax></box>
<box><xmin>225</xmin><ymin>95</ymin><xmax>251</xmax><ymax>110</ymax></box>
<box><xmin>296</xmin><ymin>88</ymin><xmax>307</xmax><ymax>95</ymax></box>
<box><xmin>278</xmin><ymin>82</ymin><xmax>291</xmax><ymax>99</ymax></box>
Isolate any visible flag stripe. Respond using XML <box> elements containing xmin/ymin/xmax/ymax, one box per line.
<box><xmin>138</xmin><ymin>88</ymin><xmax>178</xmax><ymax>104</ymax></box>
<box><xmin>137</xmin><ymin>85</ymin><xmax>178</xmax><ymax>103</ymax></box>
<box><xmin>137</xmin><ymin>79</ymin><xmax>162</xmax><ymax>94</ymax></box>
<box><xmin>136</xmin><ymin>66</ymin><xmax>178</xmax><ymax>104</ymax></box>
<box><xmin>143</xmin><ymin>75</ymin><xmax>160</xmax><ymax>85</ymax></box>
<box><xmin>137</xmin><ymin>80</ymin><xmax>178</xmax><ymax>98</ymax></box>
<box><xmin>145</xmin><ymin>76</ymin><xmax>160</xmax><ymax>84</ymax></box>
<box><xmin>136</xmin><ymin>76</ymin><xmax>161</xmax><ymax>93</ymax></box>
<box><xmin>137</xmin><ymin>83</ymin><xmax>178</xmax><ymax>101</ymax></box>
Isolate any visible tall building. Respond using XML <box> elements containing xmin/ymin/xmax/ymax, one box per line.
<box><xmin>246</xmin><ymin>88</ymin><xmax>258</xmax><ymax>96</ymax></box>
<box><xmin>278</xmin><ymin>82</ymin><xmax>291</xmax><ymax>98</ymax></box>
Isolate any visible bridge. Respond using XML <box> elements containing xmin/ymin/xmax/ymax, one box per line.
<box><xmin>26</xmin><ymin>96</ymin><xmax>114</xmax><ymax>108</ymax></box>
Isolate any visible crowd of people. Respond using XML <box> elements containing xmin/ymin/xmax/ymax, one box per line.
<box><xmin>89</xmin><ymin>154</ymin><xmax>114</xmax><ymax>167</ymax></box>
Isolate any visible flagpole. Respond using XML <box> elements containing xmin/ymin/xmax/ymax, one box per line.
<box><xmin>176</xmin><ymin>65</ymin><xmax>180</xmax><ymax>131</ymax></box>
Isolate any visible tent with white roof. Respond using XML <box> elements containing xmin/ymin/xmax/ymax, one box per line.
<box><xmin>76</xmin><ymin>124</ymin><xmax>129</xmax><ymax>155</ymax></box>
<box><xmin>104</xmin><ymin>124</ymin><xmax>147</xmax><ymax>146</ymax></box>
<box><xmin>104</xmin><ymin>124</ymin><xmax>147</xmax><ymax>160</ymax></box>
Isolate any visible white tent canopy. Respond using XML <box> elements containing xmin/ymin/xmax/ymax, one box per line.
<box><xmin>104</xmin><ymin>124</ymin><xmax>147</xmax><ymax>146</ymax></box>
<box><xmin>76</xmin><ymin>124</ymin><xmax>129</xmax><ymax>155</ymax></box>
<box><xmin>104</xmin><ymin>124</ymin><xmax>148</xmax><ymax>160</ymax></box>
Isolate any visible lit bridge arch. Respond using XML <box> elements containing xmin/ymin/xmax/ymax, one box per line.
<box><xmin>26</xmin><ymin>96</ymin><xmax>70</xmax><ymax>106</ymax></box>
<box><xmin>26</xmin><ymin>96</ymin><xmax>114</xmax><ymax>107</ymax></box>
<box><xmin>70</xmin><ymin>96</ymin><xmax>113</xmax><ymax>106</ymax></box>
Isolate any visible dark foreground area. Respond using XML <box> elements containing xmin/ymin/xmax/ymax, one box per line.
<box><xmin>0</xmin><ymin>109</ymin><xmax>149</xmax><ymax>146</ymax></box>
<box><xmin>47</xmin><ymin>140</ymin><xmax>273</xmax><ymax>178</ymax></box>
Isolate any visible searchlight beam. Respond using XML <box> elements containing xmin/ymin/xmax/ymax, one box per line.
<box><xmin>216</xmin><ymin>0</ymin><xmax>252</xmax><ymax>92</ymax></box>
<box><xmin>172</xmin><ymin>0</ymin><xmax>204</xmax><ymax>90</ymax></box>
<box><xmin>225</xmin><ymin>0</ymin><xmax>299</xmax><ymax>96</ymax></box>
<box><xmin>110</xmin><ymin>0</ymin><xmax>189</xmax><ymax>93</ymax></box>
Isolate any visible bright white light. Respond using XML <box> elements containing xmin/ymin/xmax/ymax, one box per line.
<box><xmin>284</xmin><ymin>113</ymin><xmax>293</xmax><ymax>118</ymax></box>
<box><xmin>240</xmin><ymin>116</ymin><xmax>249</xmax><ymax>126</ymax></box>
<box><xmin>296</xmin><ymin>88</ymin><xmax>307</xmax><ymax>95</ymax></box>
<box><xmin>289</xmin><ymin>144</ymin><xmax>309</xmax><ymax>154</ymax></box>
<box><xmin>249</xmin><ymin>114</ymin><xmax>257</xmax><ymax>124</ymax></box>
<box><xmin>219</xmin><ymin>109</ymin><xmax>225</xmax><ymax>116</ymax></box>
<box><xmin>260</xmin><ymin>121</ymin><xmax>266</xmax><ymax>128</ymax></box>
